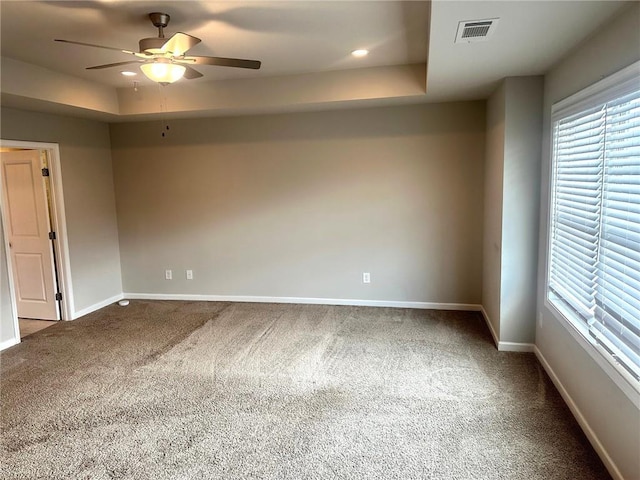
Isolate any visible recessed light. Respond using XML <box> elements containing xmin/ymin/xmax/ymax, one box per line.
<box><xmin>121</xmin><ymin>71</ymin><xmax>137</xmax><ymax>76</ymax></box>
<box><xmin>351</xmin><ymin>49</ymin><xmax>369</xmax><ymax>58</ymax></box>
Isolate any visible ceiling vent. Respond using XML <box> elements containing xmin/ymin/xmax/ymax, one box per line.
<box><xmin>455</xmin><ymin>18</ymin><xmax>499</xmax><ymax>44</ymax></box>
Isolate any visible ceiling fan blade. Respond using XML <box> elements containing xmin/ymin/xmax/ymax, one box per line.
<box><xmin>161</xmin><ymin>32</ymin><xmax>201</xmax><ymax>56</ymax></box>
<box><xmin>86</xmin><ymin>61</ymin><xmax>145</xmax><ymax>70</ymax></box>
<box><xmin>182</xmin><ymin>56</ymin><xmax>261</xmax><ymax>70</ymax></box>
<box><xmin>182</xmin><ymin>65</ymin><xmax>204</xmax><ymax>79</ymax></box>
<box><xmin>55</xmin><ymin>39</ymin><xmax>151</xmax><ymax>59</ymax></box>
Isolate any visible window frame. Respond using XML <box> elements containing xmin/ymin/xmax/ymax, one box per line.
<box><xmin>544</xmin><ymin>60</ymin><xmax>640</xmax><ymax>401</ymax></box>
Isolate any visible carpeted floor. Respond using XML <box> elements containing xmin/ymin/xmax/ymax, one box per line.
<box><xmin>0</xmin><ymin>301</ymin><xmax>610</xmax><ymax>479</ymax></box>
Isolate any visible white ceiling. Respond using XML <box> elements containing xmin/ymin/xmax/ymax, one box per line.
<box><xmin>427</xmin><ymin>0</ymin><xmax>629</xmax><ymax>102</ymax></box>
<box><xmin>0</xmin><ymin>0</ymin><xmax>629</xmax><ymax>120</ymax></box>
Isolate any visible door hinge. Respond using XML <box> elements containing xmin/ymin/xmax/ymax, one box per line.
<box><xmin>42</xmin><ymin>168</ymin><xmax>50</xmax><ymax>177</ymax></box>
<box><xmin>49</xmin><ymin>231</ymin><xmax>56</xmax><ymax>240</ymax></box>
<box><xmin>55</xmin><ymin>292</ymin><xmax>62</xmax><ymax>301</ymax></box>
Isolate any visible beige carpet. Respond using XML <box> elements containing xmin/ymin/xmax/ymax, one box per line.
<box><xmin>0</xmin><ymin>301</ymin><xmax>610</xmax><ymax>479</ymax></box>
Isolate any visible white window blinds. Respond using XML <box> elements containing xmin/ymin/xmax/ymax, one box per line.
<box><xmin>548</xmin><ymin>68</ymin><xmax>640</xmax><ymax>382</ymax></box>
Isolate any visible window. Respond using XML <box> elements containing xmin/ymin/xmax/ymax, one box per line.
<box><xmin>548</xmin><ymin>62</ymin><xmax>640</xmax><ymax>383</ymax></box>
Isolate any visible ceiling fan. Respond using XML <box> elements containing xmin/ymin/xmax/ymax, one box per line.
<box><xmin>55</xmin><ymin>12</ymin><xmax>261</xmax><ymax>85</ymax></box>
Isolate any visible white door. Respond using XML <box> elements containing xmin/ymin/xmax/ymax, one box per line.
<box><xmin>1</xmin><ymin>150</ymin><xmax>59</xmax><ymax>320</ymax></box>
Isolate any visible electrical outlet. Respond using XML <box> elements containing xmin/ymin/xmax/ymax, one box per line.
<box><xmin>363</xmin><ymin>272</ymin><xmax>371</xmax><ymax>284</ymax></box>
<box><xmin>186</xmin><ymin>269</ymin><xmax>193</xmax><ymax>280</ymax></box>
<box><xmin>165</xmin><ymin>269</ymin><xmax>172</xmax><ymax>280</ymax></box>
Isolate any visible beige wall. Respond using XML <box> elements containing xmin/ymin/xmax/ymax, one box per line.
<box><xmin>537</xmin><ymin>3</ymin><xmax>640</xmax><ymax>479</ymax></box>
<box><xmin>110</xmin><ymin>102</ymin><xmax>485</xmax><ymax>304</ymax></box>
<box><xmin>482</xmin><ymin>82</ymin><xmax>505</xmax><ymax>337</ymax></box>
<box><xmin>117</xmin><ymin>64</ymin><xmax>426</xmax><ymax>118</ymax></box>
<box><xmin>500</xmin><ymin>76</ymin><xmax>543</xmax><ymax>344</ymax></box>
<box><xmin>1</xmin><ymin>57</ymin><xmax>119</xmax><ymax>116</ymax></box>
<box><xmin>0</xmin><ymin>108</ymin><xmax>122</xmax><ymax>315</ymax></box>
<box><xmin>483</xmin><ymin>77</ymin><xmax>543</xmax><ymax>346</ymax></box>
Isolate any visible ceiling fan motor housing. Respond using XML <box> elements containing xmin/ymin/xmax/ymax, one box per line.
<box><xmin>149</xmin><ymin>12</ymin><xmax>170</xmax><ymax>29</ymax></box>
<box><xmin>139</xmin><ymin>37</ymin><xmax>167</xmax><ymax>53</ymax></box>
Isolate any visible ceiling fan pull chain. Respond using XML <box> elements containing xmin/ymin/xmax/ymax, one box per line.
<box><xmin>158</xmin><ymin>83</ymin><xmax>171</xmax><ymax>138</ymax></box>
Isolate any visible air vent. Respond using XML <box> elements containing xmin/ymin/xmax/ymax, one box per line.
<box><xmin>455</xmin><ymin>18</ymin><xmax>499</xmax><ymax>44</ymax></box>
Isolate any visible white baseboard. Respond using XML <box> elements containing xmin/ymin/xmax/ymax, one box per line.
<box><xmin>479</xmin><ymin>306</ymin><xmax>534</xmax><ymax>352</ymax></box>
<box><xmin>0</xmin><ymin>337</ymin><xmax>20</xmax><ymax>351</ymax></box>
<box><xmin>497</xmin><ymin>341</ymin><xmax>535</xmax><ymax>352</ymax></box>
<box><xmin>534</xmin><ymin>346</ymin><xmax>623</xmax><ymax>480</ymax></box>
<box><xmin>480</xmin><ymin>306</ymin><xmax>499</xmax><ymax>347</ymax></box>
<box><xmin>72</xmin><ymin>293</ymin><xmax>124</xmax><ymax>320</ymax></box>
<box><xmin>123</xmin><ymin>293</ymin><xmax>482</xmax><ymax>312</ymax></box>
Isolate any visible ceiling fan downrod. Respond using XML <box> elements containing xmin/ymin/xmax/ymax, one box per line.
<box><xmin>148</xmin><ymin>12</ymin><xmax>170</xmax><ymax>39</ymax></box>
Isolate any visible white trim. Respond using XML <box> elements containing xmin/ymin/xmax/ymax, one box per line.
<box><xmin>72</xmin><ymin>293</ymin><xmax>124</xmax><ymax>319</ymax></box>
<box><xmin>552</xmin><ymin>60</ymin><xmax>640</xmax><ymax>119</ymax></box>
<box><xmin>46</xmin><ymin>144</ymin><xmax>74</xmax><ymax>320</ymax></box>
<box><xmin>479</xmin><ymin>306</ymin><xmax>534</xmax><ymax>352</ymax></box>
<box><xmin>498</xmin><ymin>341</ymin><xmax>534</xmax><ymax>353</ymax></box>
<box><xmin>0</xmin><ymin>337</ymin><xmax>20</xmax><ymax>351</ymax></box>
<box><xmin>480</xmin><ymin>306</ymin><xmax>499</xmax><ymax>348</ymax></box>
<box><xmin>124</xmin><ymin>293</ymin><xmax>482</xmax><ymax>311</ymax></box>
<box><xmin>0</xmin><ymin>187</ymin><xmax>20</xmax><ymax>348</ymax></box>
<box><xmin>0</xmin><ymin>140</ymin><xmax>73</xmax><ymax>321</ymax></box>
<box><xmin>534</xmin><ymin>346</ymin><xmax>624</xmax><ymax>480</ymax></box>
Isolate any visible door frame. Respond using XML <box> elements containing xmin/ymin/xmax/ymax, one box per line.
<box><xmin>0</xmin><ymin>140</ymin><xmax>73</xmax><ymax>337</ymax></box>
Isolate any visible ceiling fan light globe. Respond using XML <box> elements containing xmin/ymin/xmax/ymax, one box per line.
<box><xmin>140</xmin><ymin>62</ymin><xmax>186</xmax><ymax>84</ymax></box>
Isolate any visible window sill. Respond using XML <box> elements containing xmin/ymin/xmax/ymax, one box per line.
<box><xmin>543</xmin><ymin>297</ymin><xmax>640</xmax><ymax>406</ymax></box>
